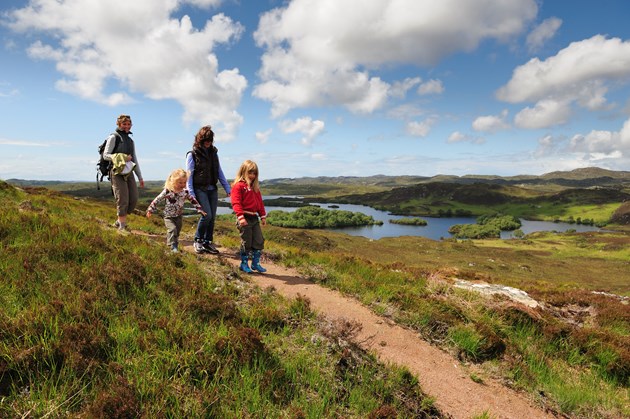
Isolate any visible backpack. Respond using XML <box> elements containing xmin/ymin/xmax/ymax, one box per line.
<box><xmin>96</xmin><ymin>132</ymin><xmax>121</xmax><ymax>190</ymax></box>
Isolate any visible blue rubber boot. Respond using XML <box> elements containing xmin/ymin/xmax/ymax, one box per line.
<box><xmin>251</xmin><ymin>250</ymin><xmax>267</xmax><ymax>273</ymax></box>
<box><xmin>239</xmin><ymin>252</ymin><xmax>253</xmax><ymax>273</ymax></box>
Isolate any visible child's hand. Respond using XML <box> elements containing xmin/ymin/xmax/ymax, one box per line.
<box><xmin>261</xmin><ymin>218</ymin><xmax>267</xmax><ymax>226</ymax></box>
<box><xmin>200</xmin><ymin>210</ymin><xmax>207</xmax><ymax>217</ymax></box>
<box><xmin>239</xmin><ymin>218</ymin><xmax>248</xmax><ymax>226</ymax></box>
<box><xmin>146</xmin><ymin>211</ymin><xmax>152</xmax><ymax>218</ymax></box>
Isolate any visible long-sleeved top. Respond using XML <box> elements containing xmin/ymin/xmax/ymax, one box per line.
<box><xmin>231</xmin><ymin>180</ymin><xmax>266</xmax><ymax>222</ymax></box>
<box><xmin>186</xmin><ymin>148</ymin><xmax>230</xmax><ymax>199</ymax></box>
<box><xmin>103</xmin><ymin>129</ymin><xmax>143</xmax><ymax>181</ymax></box>
<box><xmin>147</xmin><ymin>188</ymin><xmax>204</xmax><ymax>218</ymax></box>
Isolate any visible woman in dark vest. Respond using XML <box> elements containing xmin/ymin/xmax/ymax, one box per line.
<box><xmin>186</xmin><ymin>125</ymin><xmax>231</xmax><ymax>254</ymax></box>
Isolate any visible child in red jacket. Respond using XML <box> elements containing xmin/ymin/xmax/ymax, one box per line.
<box><xmin>231</xmin><ymin>160</ymin><xmax>267</xmax><ymax>273</ymax></box>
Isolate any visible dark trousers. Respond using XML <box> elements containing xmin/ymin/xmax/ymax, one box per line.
<box><xmin>237</xmin><ymin>214</ymin><xmax>264</xmax><ymax>253</ymax></box>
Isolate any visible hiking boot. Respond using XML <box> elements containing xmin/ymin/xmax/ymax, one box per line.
<box><xmin>112</xmin><ymin>220</ymin><xmax>120</xmax><ymax>228</ymax></box>
<box><xmin>193</xmin><ymin>240</ymin><xmax>206</xmax><ymax>254</ymax></box>
<box><xmin>203</xmin><ymin>242</ymin><xmax>219</xmax><ymax>254</ymax></box>
<box><xmin>171</xmin><ymin>245</ymin><xmax>179</xmax><ymax>253</ymax></box>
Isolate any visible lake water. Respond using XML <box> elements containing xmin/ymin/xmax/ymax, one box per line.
<box><xmin>217</xmin><ymin>199</ymin><xmax>603</xmax><ymax>241</ymax></box>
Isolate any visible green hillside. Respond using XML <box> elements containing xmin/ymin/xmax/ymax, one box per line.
<box><xmin>1</xmin><ymin>180</ymin><xmax>628</xmax><ymax>418</ymax></box>
<box><xmin>0</xmin><ymin>181</ymin><xmax>439</xmax><ymax>417</ymax></box>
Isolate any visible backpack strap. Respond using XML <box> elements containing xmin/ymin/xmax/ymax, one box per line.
<box><xmin>111</xmin><ymin>132</ymin><xmax>122</xmax><ymax>153</ymax></box>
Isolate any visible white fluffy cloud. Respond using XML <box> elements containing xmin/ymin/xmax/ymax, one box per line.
<box><xmin>526</xmin><ymin>17</ymin><xmax>562</xmax><ymax>53</ymax></box>
<box><xmin>417</xmin><ymin>79</ymin><xmax>444</xmax><ymax>96</ymax></box>
<box><xmin>447</xmin><ymin>131</ymin><xmax>484</xmax><ymax>145</ymax></box>
<box><xmin>5</xmin><ymin>0</ymin><xmax>247</xmax><ymax>140</ymax></box>
<box><xmin>406</xmin><ymin>118</ymin><xmax>436</xmax><ymax>137</ymax></box>
<box><xmin>497</xmin><ymin>35</ymin><xmax>630</xmax><ymax>129</ymax></box>
<box><xmin>514</xmin><ymin>99</ymin><xmax>571</xmax><ymax>129</ymax></box>
<box><xmin>472</xmin><ymin>110</ymin><xmax>510</xmax><ymax>132</ymax></box>
<box><xmin>279</xmin><ymin>116</ymin><xmax>325</xmax><ymax>146</ymax></box>
<box><xmin>253</xmin><ymin>0</ymin><xmax>537</xmax><ymax>117</ymax></box>
<box><xmin>570</xmin><ymin>117</ymin><xmax>630</xmax><ymax>156</ymax></box>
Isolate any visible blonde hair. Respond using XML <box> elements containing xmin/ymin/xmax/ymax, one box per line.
<box><xmin>164</xmin><ymin>168</ymin><xmax>188</xmax><ymax>191</ymax></box>
<box><xmin>233</xmin><ymin>160</ymin><xmax>260</xmax><ymax>192</ymax></box>
<box><xmin>116</xmin><ymin>114</ymin><xmax>131</xmax><ymax>126</ymax></box>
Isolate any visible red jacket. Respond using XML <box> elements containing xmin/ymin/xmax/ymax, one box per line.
<box><xmin>231</xmin><ymin>180</ymin><xmax>266</xmax><ymax>222</ymax></box>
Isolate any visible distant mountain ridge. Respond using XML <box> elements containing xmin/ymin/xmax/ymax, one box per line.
<box><xmin>261</xmin><ymin>167</ymin><xmax>630</xmax><ymax>188</ymax></box>
<box><xmin>6</xmin><ymin>167</ymin><xmax>630</xmax><ymax>188</ymax></box>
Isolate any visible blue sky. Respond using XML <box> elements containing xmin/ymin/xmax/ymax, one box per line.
<box><xmin>2</xmin><ymin>0</ymin><xmax>630</xmax><ymax>182</ymax></box>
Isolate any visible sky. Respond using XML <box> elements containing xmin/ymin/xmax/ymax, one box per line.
<box><xmin>2</xmin><ymin>0</ymin><xmax>630</xmax><ymax>182</ymax></box>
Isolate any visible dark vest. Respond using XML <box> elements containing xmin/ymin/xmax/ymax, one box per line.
<box><xmin>190</xmin><ymin>147</ymin><xmax>219</xmax><ymax>188</ymax></box>
<box><xmin>115</xmin><ymin>129</ymin><xmax>135</xmax><ymax>155</ymax></box>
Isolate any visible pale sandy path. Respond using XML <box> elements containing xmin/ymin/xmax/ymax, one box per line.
<box><xmin>205</xmin><ymin>246</ymin><xmax>558</xmax><ymax>419</ymax></box>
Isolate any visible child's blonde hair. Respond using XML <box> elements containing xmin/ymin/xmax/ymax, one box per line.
<box><xmin>164</xmin><ymin>168</ymin><xmax>188</xmax><ymax>191</ymax></box>
<box><xmin>233</xmin><ymin>160</ymin><xmax>260</xmax><ymax>192</ymax></box>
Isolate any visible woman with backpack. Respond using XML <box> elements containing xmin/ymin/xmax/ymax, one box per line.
<box><xmin>102</xmin><ymin>114</ymin><xmax>144</xmax><ymax>232</ymax></box>
<box><xmin>186</xmin><ymin>125</ymin><xmax>231</xmax><ymax>254</ymax></box>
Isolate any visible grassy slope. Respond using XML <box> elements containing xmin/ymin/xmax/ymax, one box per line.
<box><xmin>263</xmin><ymin>226</ymin><xmax>629</xmax><ymax>418</ymax></box>
<box><xmin>4</xmin><ymin>171</ymin><xmax>630</xmax><ymax>417</ymax></box>
<box><xmin>0</xmin><ymin>182</ymin><xmax>440</xmax><ymax>418</ymax></box>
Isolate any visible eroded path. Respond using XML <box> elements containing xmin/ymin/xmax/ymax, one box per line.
<box><xmin>134</xmin><ymin>225</ymin><xmax>556</xmax><ymax>419</ymax></box>
<box><xmin>201</xmin><ymin>245</ymin><xmax>557</xmax><ymax>419</ymax></box>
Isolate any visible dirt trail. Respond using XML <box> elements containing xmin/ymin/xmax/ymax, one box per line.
<box><xmin>137</xmin><ymin>228</ymin><xmax>556</xmax><ymax>419</ymax></box>
<box><xmin>206</xmin><ymin>246</ymin><xmax>558</xmax><ymax>419</ymax></box>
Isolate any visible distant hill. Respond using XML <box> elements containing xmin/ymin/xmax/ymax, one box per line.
<box><xmin>261</xmin><ymin>167</ymin><xmax>630</xmax><ymax>189</ymax></box>
<box><xmin>263</xmin><ymin>174</ymin><xmax>430</xmax><ymax>187</ymax></box>
<box><xmin>540</xmin><ymin>167</ymin><xmax>630</xmax><ymax>180</ymax></box>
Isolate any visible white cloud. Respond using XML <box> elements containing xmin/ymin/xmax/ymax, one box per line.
<box><xmin>472</xmin><ymin>109</ymin><xmax>510</xmax><ymax>132</ymax></box>
<box><xmin>569</xmin><ymin>117</ymin><xmax>630</xmax><ymax>156</ymax></box>
<box><xmin>255</xmin><ymin>129</ymin><xmax>273</xmax><ymax>144</ymax></box>
<box><xmin>514</xmin><ymin>99</ymin><xmax>571</xmax><ymax>129</ymax></box>
<box><xmin>526</xmin><ymin>17</ymin><xmax>562</xmax><ymax>53</ymax></box>
<box><xmin>0</xmin><ymin>85</ymin><xmax>19</xmax><ymax>98</ymax></box>
<box><xmin>253</xmin><ymin>0</ymin><xmax>537</xmax><ymax>116</ymax></box>
<box><xmin>534</xmin><ymin>134</ymin><xmax>565</xmax><ymax>157</ymax></box>
<box><xmin>390</xmin><ymin>77</ymin><xmax>422</xmax><ymax>99</ymax></box>
<box><xmin>0</xmin><ymin>138</ymin><xmax>51</xmax><ymax>147</ymax></box>
<box><xmin>406</xmin><ymin>118</ymin><xmax>436</xmax><ymax>137</ymax></box>
<box><xmin>417</xmin><ymin>79</ymin><xmax>444</xmax><ymax>95</ymax></box>
<box><xmin>447</xmin><ymin>131</ymin><xmax>485</xmax><ymax>144</ymax></box>
<box><xmin>448</xmin><ymin>131</ymin><xmax>467</xmax><ymax>143</ymax></box>
<box><xmin>4</xmin><ymin>0</ymin><xmax>247</xmax><ymax>140</ymax></box>
<box><xmin>497</xmin><ymin>35</ymin><xmax>630</xmax><ymax>128</ymax></box>
<box><xmin>279</xmin><ymin>116</ymin><xmax>325</xmax><ymax>146</ymax></box>
<box><xmin>387</xmin><ymin>104</ymin><xmax>426</xmax><ymax>120</ymax></box>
